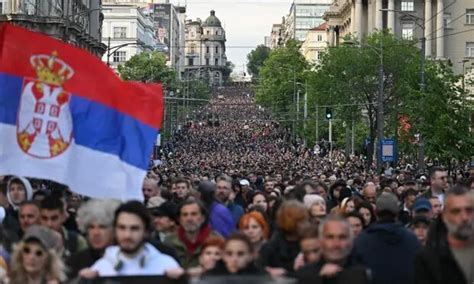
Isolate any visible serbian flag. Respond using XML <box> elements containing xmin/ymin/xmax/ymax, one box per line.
<box><xmin>0</xmin><ymin>24</ymin><xmax>163</xmax><ymax>201</ymax></box>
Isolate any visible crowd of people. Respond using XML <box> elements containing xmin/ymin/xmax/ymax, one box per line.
<box><xmin>0</xmin><ymin>84</ymin><xmax>473</xmax><ymax>284</ymax></box>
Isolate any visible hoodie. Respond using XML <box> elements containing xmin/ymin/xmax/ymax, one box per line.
<box><xmin>6</xmin><ymin>176</ymin><xmax>33</xmax><ymax>210</ymax></box>
<box><xmin>353</xmin><ymin>221</ymin><xmax>422</xmax><ymax>284</ymax></box>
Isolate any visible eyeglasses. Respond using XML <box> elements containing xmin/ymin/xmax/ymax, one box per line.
<box><xmin>23</xmin><ymin>246</ymin><xmax>45</xmax><ymax>257</ymax></box>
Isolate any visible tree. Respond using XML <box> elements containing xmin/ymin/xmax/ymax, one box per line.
<box><xmin>247</xmin><ymin>45</ymin><xmax>271</xmax><ymax>78</ymax></box>
<box><xmin>118</xmin><ymin>51</ymin><xmax>177</xmax><ymax>90</ymax></box>
<box><xmin>223</xmin><ymin>61</ymin><xmax>235</xmax><ymax>85</ymax></box>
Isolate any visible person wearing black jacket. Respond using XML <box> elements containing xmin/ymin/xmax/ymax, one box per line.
<box><xmin>415</xmin><ymin>186</ymin><xmax>474</xmax><ymax>284</ymax></box>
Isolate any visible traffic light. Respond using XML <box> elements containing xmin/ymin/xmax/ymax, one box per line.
<box><xmin>325</xmin><ymin>107</ymin><xmax>332</xmax><ymax>120</ymax></box>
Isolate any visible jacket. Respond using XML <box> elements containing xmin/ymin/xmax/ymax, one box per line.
<box><xmin>66</xmin><ymin>247</ymin><xmax>104</xmax><ymax>279</ymax></box>
<box><xmin>415</xmin><ymin>218</ymin><xmax>468</xmax><ymax>284</ymax></box>
<box><xmin>210</xmin><ymin>201</ymin><xmax>235</xmax><ymax>238</ymax></box>
<box><xmin>353</xmin><ymin>221</ymin><xmax>422</xmax><ymax>284</ymax></box>
<box><xmin>258</xmin><ymin>229</ymin><xmax>300</xmax><ymax>273</ymax></box>
<box><xmin>206</xmin><ymin>260</ymin><xmax>266</xmax><ymax>276</ymax></box>
<box><xmin>296</xmin><ymin>257</ymin><xmax>370</xmax><ymax>284</ymax></box>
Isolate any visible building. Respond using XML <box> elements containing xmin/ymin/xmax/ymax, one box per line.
<box><xmin>0</xmin><ymin>0</ymin><xmax>106</xmax><ymax>57</ymax></box>
<box><xmin>323</xmin><ymin>0</ymin><xmax>474</xmax><ymax>74</ymax></box>
<box><xmin>283</xmin><ymin>0</ymin><xmax>332</xmax><ymax>42</ymax></box>
<box><xmin>269</xmin><ymin>23</ymin><xmax>283</xmax><ymax>48</ymax></box>
<box><xmin>101</xmin><ymin>2</ymin><xmax>156</xmax><ymax>69</ymax></box>
<box><xmin>264</xmin><ymin>36</ymin><xmax>272</xmax><ymax>48</ymax></box>
<box><xmin>300</xmin><ymin>22</ymin><xmax>328</xmax><ymax>63</ymax></box>
<box><xmin>184</xmin><ymin>10</ymin><xmax>227</xmax><ymax>86</ymax></box>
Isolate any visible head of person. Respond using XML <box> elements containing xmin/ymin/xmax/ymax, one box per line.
<box><xmin>356</xmin><ymin>201</ymin><xmax>376</xmax><ymax>227</ymax></box>
<box><xmin>330</xmin><ymin>181</ymin><xmax>347</xmax><ymax>203</ymax></box>
<box><xmin>344</xmin><ymin>211</ymin><xmax>365</xmax><ymax>238</ymax></box>
<box><xmin>314</xmin><ymin>182</ymin><xmax>328</xmax><ymax>200</ymax></box>
<box><xmin>239</xmin><ymin>179</ymin><xmax>251</xmax><ymax>192</ymax></box>
<box><xmin>238</xmin><ymin>211</ymin><xmax>269</xmax><ymax>244</ymax></box>
<box><xmin>442</xmin><ymin>186</ymin><xmax>474</xmax><ymax>242</ymax></box>
<box><xmin>215</xmin><ymin>175</ymin><xmax>233</xmax><ymax>204</ymax></box>
<box><xmin>409</xmin><ymin>216</ymin><xmax>430</xmax><ymax>246</ymax></box>
<box><xmin>429</xmin><ymin>167</ymin><xmax>448</xmax><ymax>192</ymax></box>
<box><xmin>375</xmin><ymin>192</ymin><xmax>399</xmax><ymax>223</ymax></box>
<box><xmin>77</xmin><ymin>199</ymin><xmax>120</xmax><ymax>251</ymax></box>
<box><xmin>172</xmin><ymin>178</ymin><xmax>191</xmax><ymax>201</ymax></box>
<box><xmin>142</xmin><ymin>178</ymin><xmax>160</xmax><ymax>204</ymax></box>
<box><xmin>276</xmin><ymin>200</ymin><xmax>309</xmax><ymax>240</ymax></box>
<box><xmin>222</xmin><ymin>233</ymin><xmax>255</xmax><ymax>274</ymax></box>
<box><xmin>340</xmin><ymin>197</ymin><xmax>355</xmax><ymax>214</ymax></box>
<box><xmin>402</xmin><ymin>188</ymin><xmax>417</xmax><ymax>210</ymax></box>
<box><xmin>113</xmin><ymin>201</ymin><xmax>152</xmax><ymax>255</ymax></box>
<box><xmin>412</xmin><ymin>197</ymin><xmax>433</xmax><ymax>219</ymax></box>
<box><xmin>303</xmin><ymin>194</ymin><xmax>327</xmax><ymax>218</ymax></box>
<box><xmin>10</xmin><ymin>225</ymin><xmax>65</xmax><ymax>283</ymax></box>
<box><xmin>178</xmin><ymin>199</ymin><xmax>208</xmax><ymax>235</ymax></box>
<box><xmin>199</xmin><ymin>236</ymin><xmax>225</xmax><ymax>271</ymax></box>
<box><xmin>429</xmin><ymin>196</ymin><xmax>442</xmax><ymax>218</ymax></box>
<box><xmin>7</xmin><ymin>177</ymin><xmax>33</xmax><ymax>208</ymax></box>
<box><xmin>298</xmin><ymin>225</ymin><xmax>321</xmax><ymax>265</ymax></box>
<box><xmin>362</xmin><ymin>183</ymin><xmax>377</xmax><ymax>204</ymax></box>
<box><xmin>264</xmin><ymin>180</ymin><xmax>275</xmax><ymax>194</ymax></box>
<box><xmin>19</xmin><ymin>201</ymin><xmax>41</xmax><ymax>233</ymax></box>
<box><xmin>250</xmin><ymin>192</ymin><xmax>268</xmax><ymax>213</ymax></box>
<box><xmin>319</xmin><ymin>216</ymin><xmax>353</xmax><ymax>263</ymax></box>
<box><xmin>40</xmin><ymin>196</ymin><xmax>67</xmax><ymax>233</ymax></box>
<box><xmin>150</xmin><ymin>201</ymin><xmax>178</xmax><ymax>234</ymax></box>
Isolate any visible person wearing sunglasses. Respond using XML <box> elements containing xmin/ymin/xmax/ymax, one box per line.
<box><xmin>9</xmin><ymin>225</ymin><xmax>65</xmax><ymax>284</ymax></box>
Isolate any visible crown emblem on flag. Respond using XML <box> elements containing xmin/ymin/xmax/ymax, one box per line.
<box><xmin>30</xmin><ymin>51</ymin><xmax>74</xmax><ymax>86</ymax></box>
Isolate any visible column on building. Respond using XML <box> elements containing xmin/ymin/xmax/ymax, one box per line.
<box><xmin>355</xmin><ymin>0</ymin><xmax>363</xmax><ymax>41</ymax></box>
<box><xmin>387</xmin><ymin>0</ymin><xmax>395</xmax><ymax>31</ymax></box>
<box><xmin>424</xmin><ymin>0</ymin><xmax>432</xmax><ymax>57</ymax></box>
<box><xmin>351</xmin><ymin>1</ymin><xmax>356</xmax><ymax>33</ymax></box>
<box><xmin>375</xmin><ymin>0</ymin><xmax>383</xmax><ymax>30</ymax></box>
<box><xmin>436</xmin><ymin>0</ymin><xmax>444</xmax><ymax>58</ymax></box>
<box><xmin>329</xmin><ymin>26</ymin><xmax>336</xmax><ymax>46</ymax></box>
<box><xmin>368</xmin><ymin>0</ymin><xmax>373</xmax><ymax>32</ymax></box>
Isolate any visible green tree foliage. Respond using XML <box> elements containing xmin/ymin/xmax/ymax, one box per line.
<box><xmin>118</xmin><ymin>51</ymin><xmax>177</xmax><ymax>90</ymax></box>
<box><xmin>247</xmin><ymin>45</ymin><xmax>271</xmax><ymax>78</ymax></box>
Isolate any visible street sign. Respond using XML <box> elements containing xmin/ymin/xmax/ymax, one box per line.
<box><xmin>381</xmin><ymin>138</ymin><xmax>396</xmax><ymax>162</ymax></box>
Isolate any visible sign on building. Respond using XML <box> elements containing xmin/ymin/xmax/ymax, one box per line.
<box><xmin>153</xmin><ymin>4</ymin><xmax>171</xmax><ymax>57</ymax></box>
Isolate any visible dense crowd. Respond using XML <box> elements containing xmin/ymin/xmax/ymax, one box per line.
<box><xmin>0</xmin><ymin>85</ymin><xmax>473</xmax><ymax>284</ymax></box>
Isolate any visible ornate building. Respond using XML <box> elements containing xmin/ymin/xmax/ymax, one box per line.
<box><xmin>184</xmin><ymin>10</ymin><xmax>227</xmax><ymax>86</ymax></box>
<box><xmin>0</xmin><ymin>0</ymin><xmax>106</xmax><ymax>57</ymax></box>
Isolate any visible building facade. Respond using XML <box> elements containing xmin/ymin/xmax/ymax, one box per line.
<box><xmin>283</xmin><ymin>0</ymin><xmax>332</xmax><ymax>42</ymax></box>
<box><xmin>323</xmin><ymin>0</ymin><xmax>474</xmax><ymax>74</ymax></box>
<box><xmin>269</xmin><ymin>23</ymin><xmax>283</xmax><ymax>48</ymax></box>
<box><xmin>300</xmin><ymin>22</ymin><xmax>328</xmax><ymax>63</ymax></box>
<box><xmin>0</xmin><ymin>0</ymin><xmax>106</xmax><ymax>57</ymax></box>
<box><xmin>184</xmin><ymin>10</ymin><xmax>227</xmax><ymax>86</ymax></box>
<box><xmin>101</xmin><ymin>3</ymin><xmax>156</xmax><ymax>69</ymax></box>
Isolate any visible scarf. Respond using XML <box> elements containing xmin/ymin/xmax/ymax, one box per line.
<box><xmin>178</xmin><ymin>224</ymin><xmax>211</xmax><ymax>255</ymax></box>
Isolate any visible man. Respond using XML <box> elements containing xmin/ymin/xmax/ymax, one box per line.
<box><xmin>67</xmin><ymin>199</ymin><xmax>120</xmax><ymax>279</ymax></box>
<box><xmin>81</xmin><ymin>201</ymin><xmax>180</xmax><ymax>277</ymax></box>
<box><xmin>235</xmin><ymin>179</ymin><xmax>251</xmax><ymax>207</ymax></box>
<box><xmin>18</xmin><ymin>201</ymin><xmax>41</xmax><ymax>236</ymax></box>
<box><xmin>422</xmin><ymin>167</ymin><xmax>449</xmax><ymax>204</ymax></box>
<box><xmin>411</xmin><ymin>198</ymin><xmax>433</xmax><ymax>220</ymax></box>
<box><xmin>294</xmin><ymin>226</ymin><xmax>321</xmax><ymax>271</ymax></box>
<box><xmin>409</xmin><ymin>216</ymin><xmax>431</xmax><ymax>246</ymax></box>
<box><xmin>297</xmin><ymin>216</ymin><xmax>369</xmax><ymax>284</ymax></box>
<box><xmin>40</xmin><ymin>196</ymin><xmax>88</xmax><ymax>258</ymax></box>
<box><xmin>362</xmin><ymin>183</ymin><xmax>377</xmax><ymax>204</ymax></box>
<box><xmin>171</xmin><ymin>178</ymin><xmax>191</xmax><ymax>203</ymax></box>
<box><xmin>345</xmin><ymin>212</ymin><xmax>364</xmax><ymax>238</ymax></box>
<box><xmin>215</xmin><ymin>175</ymin><xmax>244</xmax><ymax>223</ymax></box>
<box><xmin>429</xmin><ymin>196</ymin><xmax>442</xmax><ymax>218</ymax></box>
<box><xmin>165</xmin><ymin>200</ymin><xmax>219</xmax><ymax>268</ymax></box>
<box><xmin>264</xmin><ymin>179</ymin><xmax>275</xmax><ymax>194</ymax></box>
<box><xmin>353</xmin><ymin>192</ymin><xmax>421</xmax><ymax>284</ymax></box>
<box><xmin>415</xmin><ymin>186</ymin><xmax>474</xmax><ymax>284</ymax></box>
<box><xmin>142</xmin><ymin>178</ymin><xmax>160</xmax><ymax>206</ymax></box>
<box><xmin>399</xmin><ymin>189</ymin><xmax>417</xmax><ymax>224</ymax></box>
<box><xmin>3</xmin><ymin>176</ymin><xmax>33</xmax><ymax>237</ymax></box>
<box><xmin>150</xmin><ymin>201</ymin><xmax>178</xmax><ymax>243</ymax></box>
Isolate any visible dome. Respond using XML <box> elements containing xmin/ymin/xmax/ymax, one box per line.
<box><xmin>203</xmin><ymin>10</ymin><xmax>222</xmax><ymax>27</ymax></box>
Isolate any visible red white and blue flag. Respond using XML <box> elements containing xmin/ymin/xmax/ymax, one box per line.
<box><xmin>0</xmin><ymin>24</ymin><xmax>163</xmax><ymax>201</ymax></box>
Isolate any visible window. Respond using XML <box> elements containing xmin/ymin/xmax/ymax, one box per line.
<box><xmin>215</xmin><ymin>46</ymin><xmax>219</xmax><ymax>53</ymax></box>
<box><xmin>190</xmin><ymin>44</ymin><xmax>196</xmax><ymax>54</ymax></box>
<box><xmin>205</xmin><ymin>58</ymin><xmax>209</xmax><ymax>65</ymax></box>
<box><xmin>207</xmin><ymin>30</ymin><xmax>210</xmax><ymax>35</ymax></box>
<box><xmin>402</xmin><ymin>22</ymin><xmax>414</xmax><ymax>39</ymax></box>
<box><xmin>467</xmin><ymin>9</ymin><xmax>474</xmax><ymax>24</ymax></box>
<box><xmin>466</xmin><ymin>42</ymin><xmax>474</xmax><ymax>57</ymax></box>
<box><xmin>317</xmin><ymin>34</ymin><xmax>323</xmax><ymax>41</ymax></box>
<box><xmin>317</xmin><ymin>52</ymin><xmax>322</xmax><ymax>60</ymax></box>
<box><xmin>206</xmin><ymin>46</ymin><xmax>210</xmax><ymax>53</ymax></box>
<box><xmin>113</xmin><ymin>27</ymin><xmax>127</xmax><ymax>38</ymax></box>
<box><xmin>188</xmin><ymin>58</ymin><xmax>194</xmax><ymax>66</ymax></box>
<box><xmin>444</xmin><ymin>13</ymin><xmax>452</xmax><ymax>28</ymax></box>
<box><xmin>0</xmin><ymin>3</ymin><xmax>3</xmax><ymax>13</ymax></box>
<box><xmin>401</xmin><ymin>1</ymin><xmax>414</xmax><ymax>11</ymax></box>
<box><xmin>216</xmin><ymin>30</ymin><xmax>219</xmax><ymax>35</ymax></box>
<box><xmin>215</xmin><ymin>58</ymin><xmax>219</xmax><ymax>65</ymax></box>
<box><xmin>113</xmin><ymin>51</ymin><xmax>126</xmax><ymax>62</ymax></box>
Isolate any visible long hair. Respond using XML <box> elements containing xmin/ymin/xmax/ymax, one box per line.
<box><xmin>238</xmin><ymin>211</ymin><xmax>270</xmax><ymax>240</ymax></box>
<box><xmin>9</xmin><ymin>241</ymin><xmax>66</xmax><ymax>283</ymax></box>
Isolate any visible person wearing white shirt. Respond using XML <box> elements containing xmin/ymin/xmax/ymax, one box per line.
<box><xmin>80</xmin><ymin>201</ymin><xmax>180</xmax><ymax>278</ymax></box>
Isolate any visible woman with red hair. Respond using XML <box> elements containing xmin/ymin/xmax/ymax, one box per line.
<box><xmin>238</xmin><ymin>211</ymin><xmax>269</xmax><ymax>255</ymax></box>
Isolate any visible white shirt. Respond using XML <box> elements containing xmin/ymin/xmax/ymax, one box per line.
<box><xmin>92</xmin><ymin>243</ymin><xmax>180</xmax><ymax>276</ymax></box>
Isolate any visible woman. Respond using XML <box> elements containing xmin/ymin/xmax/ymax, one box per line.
<box><xmin>9</xmin><ymin>225</ymin><xmax>65</xmax><ymax>284</ymax></box>
<box><xmin>339</xmin><ymin>197</ymin><xmax>356</xmax><ymax>214</ymax></box>
<box><xmin>238</xmin><ymin>211</ymin><xmax>269</xmax><ymax>255</ymax></box>
<box><xmin>356</xmin><ymin>201</ymin><xmax>376</xmax><ymax>228</ymax></box>
<box><xmin>249</xmin><ymin>192</ymin><xmax>269</xmax><ymax>214</ymax></box>
<box><xmin>206</xmin><ymin>233</ymin><xmax>264</xmax><ymax>276</ymax></box>
<box><xmin>303</xmin><ymin>194</ymin><xmax>326</xmax><ymax>224</ymax></box>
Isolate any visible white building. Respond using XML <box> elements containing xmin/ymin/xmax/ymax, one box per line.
<box><xmin>101</xmin><ymin>3</ymin><xmax>156</xmax><ymax>69</ymax></box>
<box><xmin>300</xmin><ymin>22</ymin><xmax>328</xmax><ymax>64</ymax></box>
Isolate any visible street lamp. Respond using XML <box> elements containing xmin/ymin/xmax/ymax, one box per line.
<box><xmin>106</xmin><ymin>39</ymin><xmax>147</xmax><ymax>66</ymax></box>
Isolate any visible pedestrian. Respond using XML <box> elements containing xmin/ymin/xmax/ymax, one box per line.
<box><xmin>238</xmin><ymin>211</ymin><xmax>269</xmax><ymax>256</ymax></box>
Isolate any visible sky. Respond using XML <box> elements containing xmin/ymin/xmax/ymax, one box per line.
<box><xmin>169</xmin><ymin>0</ymin><xmax>292</xmax><ymax>74</ymax></box>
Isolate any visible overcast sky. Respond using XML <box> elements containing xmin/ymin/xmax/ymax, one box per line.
<box><xmin>170</xmin><ymin>0</ymin><xmax>291</xmax><ymax>73</ymax></box>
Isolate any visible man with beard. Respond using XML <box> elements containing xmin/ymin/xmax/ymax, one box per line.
<box><xmin>215</xmin><ymin>175</ymin><xmax>244</xmax><ymax>223</ymax></box>
<box><xmin>165</xmin><ymin>200</ymin><xmax>220</xmax><ymax>268</ymax></box>
<box><xmin>415</xmin><ymin>186</ymin><xmax>474</xmax><ymax>284</ymax></box>
<box><xmin>80</xmin><ymin>201</ymin><xmax>180</xmax><ymax>277</ymax></box>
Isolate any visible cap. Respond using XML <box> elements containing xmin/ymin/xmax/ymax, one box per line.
<box><xmin>376</xmin><ymin>192</ymin><xmax>399</xmax><ymax>214</ymax></box>
<box><xmin>150</xmin><ymin>201</ymin><xmax>178</xmax><ymax>222</ymax></box>
<box><xmin>412</xmin><ymin>198</ymin><xmax>432</xmax><ymax>212</ymax></box>
<box><xmin>239</xmin><ymin>179</ymin><xmax>250</xmax><ymax>186</ymax></box>
<box><xmin>23</xmin><ymin>225</ymin><xmax>57</xmax><ymax>250</ymax></box>
<box><xmin>410</xmin><ymin>216</ymin><xmax>431</xmax><ymax>227</ymax></box>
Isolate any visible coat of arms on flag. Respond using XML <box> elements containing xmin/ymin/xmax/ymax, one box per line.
<box><xmin>17</xmin><ymin>52</ymin><xmax>74</xmax><ymax>159</ymax></box>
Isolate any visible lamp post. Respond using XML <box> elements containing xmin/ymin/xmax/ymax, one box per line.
<box><xmin>106</xmin><ymin>39</ymin><xmax>146</xmax><ymax>66</ymax></box>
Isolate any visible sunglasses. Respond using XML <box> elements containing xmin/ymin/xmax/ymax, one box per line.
<box><xmin>23</xmin><ymin>246</ymin><xmax>45</xmax><ymax>257</ymax></box>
